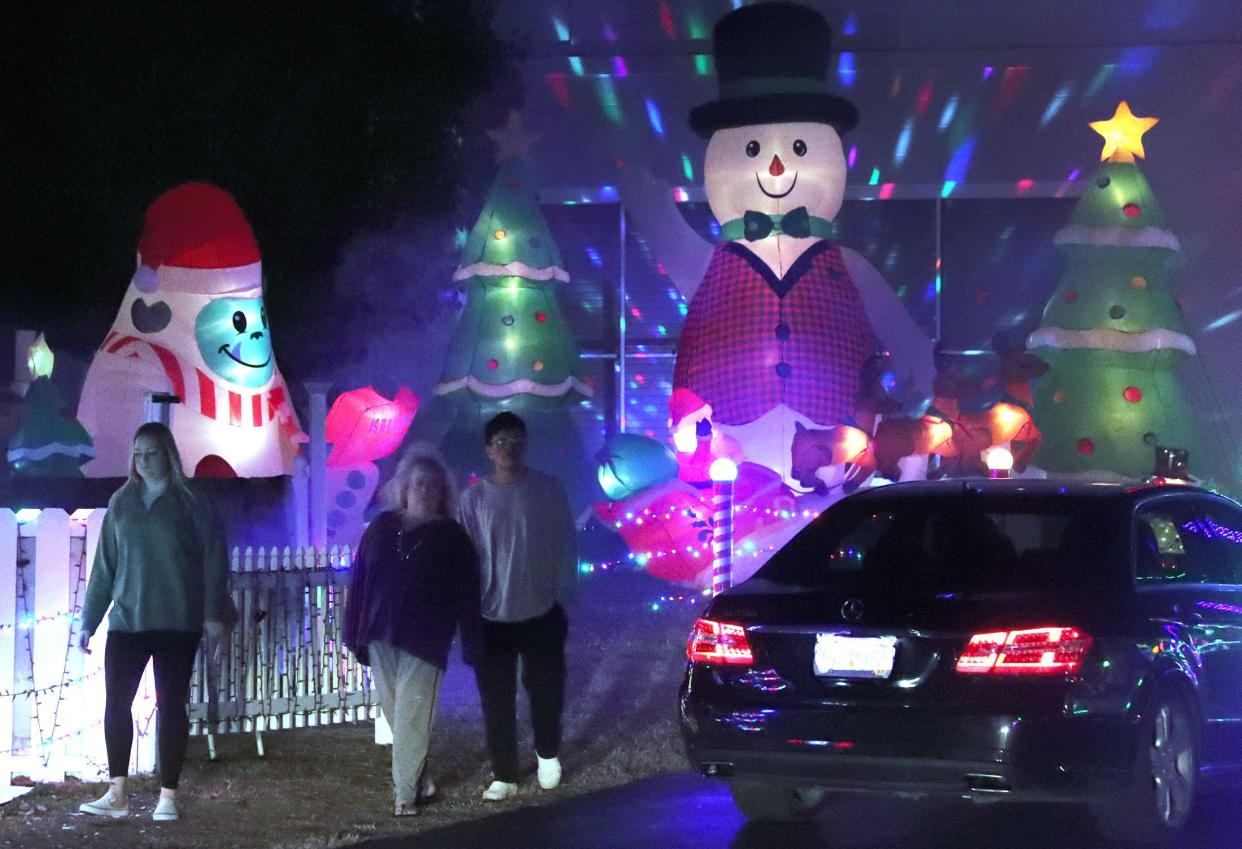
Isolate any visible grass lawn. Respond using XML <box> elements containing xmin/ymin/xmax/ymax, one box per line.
<box><xmin>0</xmin><ymin>568</ymin><xmax>703</xmax><ymax>849</ymax></box>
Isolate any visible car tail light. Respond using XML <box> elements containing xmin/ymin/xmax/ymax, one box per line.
<box><xmin>687</xmin><ymin>618</ymin><xmax>754</xmax><ymax>666</ymax></box>
<box><xmin>955</xmin><ymin>627</ymin><xmax>1093</xmax><ymax>676</ymax></box>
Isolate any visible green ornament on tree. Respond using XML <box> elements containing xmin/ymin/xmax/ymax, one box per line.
<box><xmin>1028</xmin><ymin>102</ymin><xmax>1200</xmax><ymax>480</ymax></box>
<box><xmin>435</xmin><ymin>111</ymin><xmax>591</xmax><ymax>415</ymax></box>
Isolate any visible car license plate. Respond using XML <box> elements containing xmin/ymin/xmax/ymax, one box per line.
<box><xmin>814</xmin><ymin>634</ymin><xmax>897</xmax><ymax>679</ymax></box>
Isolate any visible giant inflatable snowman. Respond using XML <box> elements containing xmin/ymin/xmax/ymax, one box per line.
<box><xmin>624</xmin><ymin>2</ymin><xmax>934</xmax><ymax>490</ymax></box>
<box><xmin>79</xmin><ymin>183</ymin><xmax>305</xmax><ymax>478</ymax></box>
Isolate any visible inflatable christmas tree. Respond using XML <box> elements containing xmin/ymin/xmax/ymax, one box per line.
<box><xmin>1028</xmin><ymin>102</ymin><xmax>1199</xmax><ymax>479</ymax></box>
<box><xmin>434</xmin><ymin>111</ymin><xmax>590</xmax><ymax>418</ymax></box>
<box><xmin>8</xmin><ymin>336</ymin><xmax>95</xmax><ymax>477</ymax></box>
<box><xmin>430</xmin><ymin>112</ymin><xmax>595</xmax><ymax>506</ymax></box>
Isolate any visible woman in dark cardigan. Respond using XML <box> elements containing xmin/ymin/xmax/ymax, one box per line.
<box><xmin>343</xmin><ymin>445</ymin><xmax>479</xmax><ymax>816</ymax></box>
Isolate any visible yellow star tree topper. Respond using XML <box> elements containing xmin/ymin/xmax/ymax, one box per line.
<box><xmin>1089</xmin><ymin>101</ymin><xmax>1159</xmax><ymax>164</ymax></box>
<box><xmin>27</xmin><ymin>333</ymin><xmax>54</xmax><ymax>379</ymax></box>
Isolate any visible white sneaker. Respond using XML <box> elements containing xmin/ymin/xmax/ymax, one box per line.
<box><xmin>481</xmin><ymin>780</ymin><xmax>518</xmax><ymax>801</ymax></box>
<box><xmin>79</xmin><ymin>789</ymin><xmax>128</xmax><ymax>818</ymax></box>
<box><xmin>537</xmin><ymin>755</ymin><xmax>562</xmax><ymax>790</ymax></box>
<box><xmin>152</xmin><ymin>796</ymin><xmax>179</xmax><ymax>821</ymax></box>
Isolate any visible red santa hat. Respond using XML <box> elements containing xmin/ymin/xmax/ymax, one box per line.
<box><xmin>131</xmin><ymin>182</ymin><xmax>263</xmax><ymax>295</ymax></box>
<box><xmin>668</xmin><ymin>387</ymin><xmax>712</xmax><ymax>431</ymax></box>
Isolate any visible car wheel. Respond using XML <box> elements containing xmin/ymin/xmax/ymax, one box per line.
<box><xmin>728</xmin><ymin>779</ymin><xmax>826</xmax><ymax>821</ymax></box>
<box><xmin>1091</xmin><ymin>688</ymin><xmax>1199</xmax><ymax>844</ymax></box>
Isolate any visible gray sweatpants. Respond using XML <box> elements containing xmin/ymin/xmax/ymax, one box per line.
<box><xmin>369</xmin><ymin>641</ymin><xmax>445</xmax><ymax>806</ymax></box>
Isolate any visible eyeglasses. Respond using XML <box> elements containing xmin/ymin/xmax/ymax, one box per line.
<box><xmin>490</xmin><ymin>437</ymin><xmax>526</xmax><ymax>447</ymax></box>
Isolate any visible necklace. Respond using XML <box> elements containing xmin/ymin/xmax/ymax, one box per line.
<box><xmin>397</xmin><ymin>526</ymin><xmax>426</xmax><ymax>561</ymax></box>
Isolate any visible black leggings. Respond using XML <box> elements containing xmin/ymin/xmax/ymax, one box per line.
<box><xmin>103</xmin><ymin>630</ymin><xmax>202</xmax><ymax>789</ymax></box>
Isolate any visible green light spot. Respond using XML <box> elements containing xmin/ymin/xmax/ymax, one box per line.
<box><xmin>1085</xmin><ymin>64</ymin><xmax>1116</xmax><ymax>98</ymax></box>
<box><xmin>1101</xmin><ymin>660</ymin><xmax>1111</xmax><ymax>668</ymax></box>
<box><xmin>569</xmin><ymin>56</ymin><xmax>584</xmax><ymax>76</ymax></box>
<box><xmin>941</xmin><ymin>180</ymin><xmax>957</xmax><ymax>198</ymax></box>
<box><xmin>596</xmin><ymin>77</ymin><xmax>623</xmax><ymax>125</ymax></box>
<box><xmin>869</xmin><ymin>168</ymin><xmax>880</xmax><ymax>186</ymax></box>
<box><xmin>694</xmin><ymin>55</ymin><xmax>711</xmax><ymax>76</ymax></box>
<box><xmin>681</xmin><ymin>154</ymin><xmax>694</xmax><ymax>181</ymax></box>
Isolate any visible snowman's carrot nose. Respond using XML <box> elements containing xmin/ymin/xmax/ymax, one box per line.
<box><xmin>769</xmin><ymin>155</ymin><xmax>785</xmax><ymax>176</ymax></box>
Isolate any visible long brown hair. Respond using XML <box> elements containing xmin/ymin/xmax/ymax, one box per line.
<box><xmin>379</xmin><ymin>443</ymin><xmax>458</xmax><ymax>519</ymax></box>
<box><xmin>121</xmin><ymin>421</ymin><xmax>195</xmax><ymax>502</ymax></box>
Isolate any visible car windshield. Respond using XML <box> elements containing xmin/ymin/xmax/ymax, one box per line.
<box><xmin>756</xmin><ymin>494</ymin><xmax>1118</xmax><ymax>593</ymax></box>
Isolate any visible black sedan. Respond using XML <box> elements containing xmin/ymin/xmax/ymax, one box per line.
<box><xmin>679</xmin><ymin>479</ymin><xmax>1242</xmax><ymax>844</ymax></box>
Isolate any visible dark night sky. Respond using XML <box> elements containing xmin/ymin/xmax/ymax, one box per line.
<box><xmin>1</xmin><ymin>0</ymin><xmax>520</xmax><ymax>388</ymax></box>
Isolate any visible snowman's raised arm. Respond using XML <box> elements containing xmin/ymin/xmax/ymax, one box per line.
<box><xmin>840</xmin><ymin>246</ymin><xmax>936</xmax><ymax>402</ymax></box>
<box><xmin>615</xmin><ymin>164</ymin><xmax>714</xmax><ymax>301</ymax></box>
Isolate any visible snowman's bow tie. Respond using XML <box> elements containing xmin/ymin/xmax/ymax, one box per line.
<box><xmin>742</xmin><ymin>207</ymin><xmax>811</xmax><ymax>240</ymax></box>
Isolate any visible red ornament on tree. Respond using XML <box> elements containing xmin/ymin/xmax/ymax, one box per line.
<box><xmin>1122</xmin><ymin>203</ymin><xmax>1141</xmax><ymax>218</ymax></box>
<box><xmin>487</xmin><ymin>359</ymin><xmax>499</xmax><ymax>370</ymax></box>
<box><xmin>1064</xmin><ymin>291</ymin><xmax>1078</xmax><ymax>303</ymax></box>
<box><xmin>1076</xmin><ymin>438</ymin><xmax>1095</xmax><ymax>455</ymax></box>
<box><xmin>535</xmin><ymin>311</ymin><xmax>547</xmax><ymax>323</ymax></box>
<box><xmin>1123</xmin><ymin>386</ymin><xmax>1142</xmax><ymax>403</ymax></box>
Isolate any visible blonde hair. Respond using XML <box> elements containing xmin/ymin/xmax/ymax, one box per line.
<box><xmin>122</xmin><ymin>421</ymin><xmax>195</xmax><ymax>502</ymax></box>
<box><xmin>379</xmin><ymin>443</ymin><xmax>458</xmax><ymax>519</ymax></box>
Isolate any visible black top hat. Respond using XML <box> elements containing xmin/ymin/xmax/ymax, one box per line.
<box><xmin>689</xmin><ymin>2</ymin><xmax>859</xmax><ymax>138</ymax></box>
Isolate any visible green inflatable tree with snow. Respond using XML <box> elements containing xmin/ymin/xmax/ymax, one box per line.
<box><xmin>1028</xmin><ymin>102</ymin><xmax>1200</xmax><ymax>479</ymax></box>
<box><xmin>8</xmin><ymin>335</ymin><xmax>95</xmax><ymax>477</ymax></box>
<box><xmin>428</xmin><ymin>112</ymin><xmax>596</xmax><ymax>506</ymax></box>
<box><xmin>434</xmin><ymin>111</ymin><xmax>591</xmax><ymax>420</ymax></box>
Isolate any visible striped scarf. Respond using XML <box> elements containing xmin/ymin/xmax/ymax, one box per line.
<box><xmin>101</xmin><ymin>331</ymin><xmax>305</xmax><ymax>441</ymax></box>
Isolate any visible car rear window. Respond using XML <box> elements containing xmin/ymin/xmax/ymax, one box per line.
<box><xmin>756</xmin><ymin>494</ymin><xmax>1120</xmax><ymax>593</ymax></box>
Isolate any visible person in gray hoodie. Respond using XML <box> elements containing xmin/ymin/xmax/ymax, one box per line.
<box><xmin>78</xmin><ymin>422</ymin><xmax>235</xmax><ymax>822</ymax></box>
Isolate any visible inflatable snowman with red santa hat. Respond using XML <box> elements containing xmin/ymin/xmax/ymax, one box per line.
<box><xmin>626</xmin><ymin>2</ymin><xmax>934</xmax><ymax>492</ymax></box>
<box><xmin>78</xmin><ymin>182</ymin><xmax>306</xmax><ymax>478</ymax></box>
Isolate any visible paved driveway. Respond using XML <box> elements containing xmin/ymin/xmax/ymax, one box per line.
<box><xmin>347</xmin><ymin>771</ymin><xmax>1240</xmax><ymax>849</ymax></box>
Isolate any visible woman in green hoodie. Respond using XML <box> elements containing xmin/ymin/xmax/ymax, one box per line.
<box><xmin>77</xmin><ymin>422</ymin><xmax>234</xmax><ymax>822</ymax></box>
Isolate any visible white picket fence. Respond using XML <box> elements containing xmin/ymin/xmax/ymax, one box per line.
<box><xmin>0</xmin><ymin>508</ymin><xmax>374</xmax><ymax>783</ymax></box>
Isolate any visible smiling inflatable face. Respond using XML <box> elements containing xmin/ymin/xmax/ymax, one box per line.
<box><xmin>195</xmin><ymin>297</ymin><xmax>275</xmax><ymax>388</ymax></box>
<box><xmin>704</xmin><ymin>122</ymin><xmax>847</xmax><ymax>228</ymax></box>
